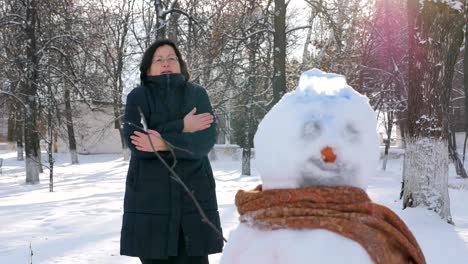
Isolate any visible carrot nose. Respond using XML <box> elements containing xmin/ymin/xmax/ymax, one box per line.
<box><xmin>321</xmin><ymin>146</ymin><xmax>337</xmax><ymax>163</ymax></box>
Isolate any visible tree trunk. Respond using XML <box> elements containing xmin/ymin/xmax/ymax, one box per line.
<box><xmin>64</xmin><ymin>83</ymin><xmax>79</xmax><ymax>164</ymax></box>
<box><xmin>24</xmin><ymin>0</ymin><xmax>40</xmax><ymax>184</ymax></box>
<box><xmin>448</xmin><ymin>130</ymin><xmax>468</xmax><ymax>178</ymax></box>
<box><xmin>54</xmin><ymin>129</ymin><xmax>58</xmax><ymax>153</ymax></box>
<box><xmin>8</xmin><ymin>106</ymin><xmax>24</xmax><ymax>160</ymax></box>
<box><xmin>36</xmin><ymin>130</ymin><xmax>43</xmax><ymax>173</ymax></box>
<box><xmin>25</xmin><ymin>105</ymin><xmax>40</xmax><ymax>184</ymax></box>
<box><xmin>7</xmin><ymin>108</ymin><xmax>16</xmax><ymax>142</ymax></box>
<box><xmin>301</xmin><ymin>10</ymin><xmax>314</xmax><ymax>71</ymax></box>
<box><xmin>382</xmin><ymin>111</ymin><xmax>394</xmax><ymax>171</ymax></box>
<box><xmin>242</xmin><ymin>148</ymin><xmax>251</xmax><ymax>176</ymax></box>
<box><xmin>240</xmin><ymin>91</ymin><xmax>254</xmax><ymax>174</ymax></box>
<box><xmin>167</xmin><ymin>1</ymin><xmax>180</xmax><ymax>43</ymax></box>
<box><xmin>48</xmin><ymin>144</ymin><xmax>54</xmax><ymax>192</ymax></box>
<box><xmin>399</xmin><ymin>119</ymin><xmax>406</xmax><ymax>148</ymax></box>
<box><xmin>401</xmin><ymin>0</ymin><xmax>420</xmax><ymax>198</ymax></box>
<box><xmin>61</xmin><ymin>2</ymin><xmax>79</xmax><ymax>165</ymax></box>
<box><xmin>119</xmin><ymin>126</ymin><xmax>130</xmax><ymax>161</ymax></box>
<box><xmin>154</xmin><ymin>0</ymin><xmax>167</xmax><ymax>39</ymax></box>
<box><xmin>272</xmin><ymin>0</ymin><xmax>287</xmax><ymax>106</ymax></box>
<box><xmin>316</xmin><ymin>31</ymin><xmax>334</xmax><ymax>69</ymax></box>
<box><xmin>463</xmin><ymin>0</ymin><xmax>468</xmax><ymax>164</ymax></box>
<box><xmin>185</xmin><ymin>2</ymin><xmax>195</xmax><ymax>67</ymax></box>
<box><xmin>16</xmin><ymin>110</ymin><xmax>24</xmax><ymax>161</ymax></box>
<box><xmin>402</xmin><ymin>138</ymin><xmax>452</xmax><ymax>223</ymax></box>
<box><xmin>48</xmin><ymin>84</ymin><xmax>54</xmax><ymax>192</ymax></box>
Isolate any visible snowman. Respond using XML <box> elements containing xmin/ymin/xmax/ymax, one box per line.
<box><xmin>220</xmin><ymin>69</ymin><xmax>425</xmax><ymax>264</ymax></box>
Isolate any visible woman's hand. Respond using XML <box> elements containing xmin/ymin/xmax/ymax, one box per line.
<box><xmin>183</xmin><ymin>107</ymin><xmax>214</xmax><ymax>133</ymax></box>
<box><xmin>131</xmin><ymin>130</ymin><xmax>168</xmax><ymax>152</ymax></box>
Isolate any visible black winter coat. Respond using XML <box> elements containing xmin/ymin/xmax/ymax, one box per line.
<box><xmin>120</xmin><ymin>74</ymin><xmax>223</xmax><ymax>259</ymax></box>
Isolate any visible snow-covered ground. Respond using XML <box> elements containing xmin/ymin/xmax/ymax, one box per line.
<box><xmin>0</xmin><ymin>150</ymin><xmax>467</xmax><ymax>264</ymax></box>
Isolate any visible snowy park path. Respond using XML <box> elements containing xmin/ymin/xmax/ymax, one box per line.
<box><xmin>0</xmin><ymin>151</ymin><xmax>467</xmax><ymax>264</ymax></box>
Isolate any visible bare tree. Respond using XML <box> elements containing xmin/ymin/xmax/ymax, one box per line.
<box><xmin>221</xmin><ymin>0</ymin><xmax>274</xmax><ymax>175</ymax></box>
<box><xmin>271</xmin><ymin>0</ymin><xmax>286</xmax><ymax>105</ymax></box>
<box><xmin>61</xmin><ymin>0</ymin><xmax>80</xmax><ymax>164</ymax></box>
<box><xmin>21</xmin><ymin>0</ymin><xmax>41</xmax><ymax>183</ymax></box>
<box><xmin>89</xmin><ymin>0</ymin><xmax>136</xmax><ymax>160</ymax></box>
<box><xmin>402</xmin><ymin>0</ymin><xmax>464</xmax><ymax>223</ymax></box>
<box><xmin>301</xmin><ymin>9</ymin><xmax>317</xmax><ymax>71</ymax></box>
<box><xmin>1</xmin><ymin>0</ymin><xmax>88</xmax><ymax>182</ymax></box>
<box><xmin>360</xmin><ymin>0</ymin><xmax>407</xmax><ymax>168</ymax></box>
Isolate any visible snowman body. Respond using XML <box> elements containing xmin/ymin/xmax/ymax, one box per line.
<box><xmin>220</xmin><ymin>69</ymin><xmax>380</xmax><ymax>264</ymax></box>
<box><xmin>221</xmin><ymin>224</ymin><xmax>373</xmax><ymax>264</ymax></box>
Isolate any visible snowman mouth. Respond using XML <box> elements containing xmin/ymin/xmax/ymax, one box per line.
<box><xmin>309</xmin><ymin>157</ymin><xmax>340</xmax><ymax>172</ymax></box>
<box><xmin>299</xmin><ymin>157</ymin><xmax>353</xmax><ymax>187</ymax></box>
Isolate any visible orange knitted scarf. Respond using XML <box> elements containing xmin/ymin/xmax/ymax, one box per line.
<box><xmin>235</xmin><ymin>185</ymin><xmax>426</xmax><ymax>264</ymax></box>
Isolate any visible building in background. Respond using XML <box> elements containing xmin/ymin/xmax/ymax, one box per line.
<box><xmin>56</xmin><ymin>101</ymin><xmax>122</xmax><ymax>154</ymax></box>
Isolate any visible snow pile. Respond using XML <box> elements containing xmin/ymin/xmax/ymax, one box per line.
<box><xmin>0</xmin><ymin>151</ymin><xmax>467</xmax><ymax>263</ymax></box>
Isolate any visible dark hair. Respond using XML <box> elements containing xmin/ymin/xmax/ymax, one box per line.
<box><xmin>139</xmin><ymin>39</ymin><xmax>190</xmax><ymax>83</ymax></box>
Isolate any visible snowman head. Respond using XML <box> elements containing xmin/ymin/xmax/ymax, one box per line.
<box><xmin>254</xmin><ymin>69</ymin><xmax>380</xmax><ymax>190</ymax></box>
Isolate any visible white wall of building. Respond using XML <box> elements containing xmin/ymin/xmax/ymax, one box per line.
<box><xmin>57</xmin><ymin>102</ymin><xmax>122</xmax><ymax>154</ymax></box>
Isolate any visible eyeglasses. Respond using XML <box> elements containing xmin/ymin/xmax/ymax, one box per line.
<box><xmin>152</xmin><ymin>57</ymin><xmax>179</xmax><ymax>65</ymax></box>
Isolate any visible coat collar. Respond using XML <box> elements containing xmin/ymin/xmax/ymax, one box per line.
<box><xmin>144</xmin><ymin>73</ymin><xmax>186</xmax><ymax>89</ymax></box>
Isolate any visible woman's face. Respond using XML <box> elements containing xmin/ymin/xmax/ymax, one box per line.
<box><xmin>147</xmin><ymin>45</ymin><xmax>181</xmax><ymax>76</ymax></box>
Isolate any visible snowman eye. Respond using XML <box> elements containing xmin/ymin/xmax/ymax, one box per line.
<box><xmin>343</xmin><ymin>123</ymin><xmax>360</xmax><ymax>142</ymax></box>
<box><xmin>302</xmin><ymin>120</ymin><xmax>322</xmax><ymax>140</ymax></box>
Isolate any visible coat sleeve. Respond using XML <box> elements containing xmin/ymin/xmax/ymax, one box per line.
<box><xmin>123</xmin><ymin>89</ymin><xmax>158</xmax><ymax>159</ymax></box>
<box><xmin>160</xmin><ymin>86</ymin><xmax>216</xmax><ymax>160</ymax></box>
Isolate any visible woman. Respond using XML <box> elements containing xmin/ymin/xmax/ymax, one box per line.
<box><xmin>120</xmin><ymin>39</ymin><xmax>223</xmax><ymax>264</ymax></box>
